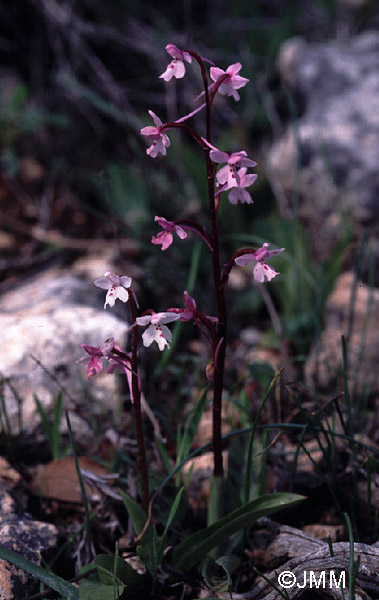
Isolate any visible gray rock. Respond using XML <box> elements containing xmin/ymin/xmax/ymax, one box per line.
<box><xmin>0</xmin><ymin>266</ymin><xmax>129</xmax><ymax>435</ymax></box>
<box><xmin>0</xmin><ymin>482</ymin><xmax>58</xmax><ymax>600</ymax></box>
<box><xmin>305</xmin><ymin>271</ymin><xmax>379</xmax><ymax>397</ymax></box>
<box><xmin>268</xmin><ymin>31</ymin><xmax>379</xmax><ymax>274</ymax></box>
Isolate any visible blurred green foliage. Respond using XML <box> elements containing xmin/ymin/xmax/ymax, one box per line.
<box><xmin>0</xmin><ymin>80</ymin><xmax>69</xmax><ymax>175</ymax></box>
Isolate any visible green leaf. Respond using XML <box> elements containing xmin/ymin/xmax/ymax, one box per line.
<box><xmin>95</xmin><ymin>554</ymin><xmax>142</xmax><ymax>588</ymax></box>
<box><xmin>120</xmin><ymin>491</ymin><xmax>149</xmax><ymax>537</ymax></box>
<box><xmin>52</xmin><ymin>392</ymin><xmax>63</xmax><ymax>459</ymax></box>
<box><xmin>0</xmin><ymin>544</ymin><xmax>79</xmax><ymax>599</ymax></box>
<box><xmin>158</xmin><ymin>487</ymin><xmax>185</xmax><ymax>558</ymax></box>
<box><xmin>35</xmin><ymin>392</ymin><xmax>65</xmax><ymax>460</ymax></box>
<box><xmin>202</xmin><ymin>555</ymin><xmax>241</xmax><ymax>593</ymax></box>
<box><xmin>172</xmin><ymin>493</ymin><xmax>305</xmax><ymax>571</ymax></box>
<box><xmin>120</xmin><ymin>491</ymin><xmax>156</xmax><ymax>575</ymax></box>
<box><xmin>155</xmin><ymin>436</ymin><xmax>172</xmax><ymax>475</ymax></box>
<box><xmin>79</xmin><ymin>577</ymin><xmax>122</xmax><ymax>600</ymax></box>
<box><xmin>177</xmin><ymin>386</ymin><xmax>209</xmax><ymax>465</ymax></box>
<box><xmin>34</xmin><ymin>394</ymin><xmax>52</xmax><ymax>446</ymax></box>
<box><xmin>208</xmin><ymin>475</ymin><xmax>225</xmax><ymax>528</ymax></box>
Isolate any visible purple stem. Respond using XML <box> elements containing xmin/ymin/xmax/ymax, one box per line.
<box><xmin>207</xmin><ymin>157</ymin><xmax>227</xmax><ymax>478</ymax></box>
<box><xmin>190</xmin><ymin>53</ymin><xmax>227</xmax><ymax>478</ymax></box>
<box><xmin>220</xmin><ymin>247</ymin><xmax>257</xmax><ymax>288</ymax></box>
<box><xmin>162</xmin><ymin>121</ymin><xmax>206</xmax><ymax>149</ymax></box>
<box><xmin>164</xmin><ymin>52</ymin><xmax>231</xmax><ymax>478</ymax></box>
<box><xmin>174</xmin><ymin>218</ymin><xmax>213</xmax><ymax>251</ymax></box>
<box><xmin>186</xmin><ymin>50</ymin><xmax>212</xmax><ymax>141</ymax></box>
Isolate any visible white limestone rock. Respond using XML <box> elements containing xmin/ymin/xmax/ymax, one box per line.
<box><xmin>0</xmin><ymin>267</ymin><xmax>129</xmax><ymax>434</ymax></box>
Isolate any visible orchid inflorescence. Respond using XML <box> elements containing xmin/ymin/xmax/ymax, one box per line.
<box><xmin>78</xmin><ymin>43</ymin><xmax>285</xmax><ymax>508</ymax></box>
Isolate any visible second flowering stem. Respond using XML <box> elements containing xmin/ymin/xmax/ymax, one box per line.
<box><xmin>205</xmin><ymin>143</ymin><xmax>227</xmax><ymax>479</ymax></box>
<box><xmin>129</xmin><ymin>294</ymin><xmax>150</xmax><ymax>513</ymax></box>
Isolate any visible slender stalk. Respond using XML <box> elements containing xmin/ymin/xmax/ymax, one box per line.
<box><xmin>186</xmin><ymin>50</ymin><xmax>212</xmax><ymax>141</ymax></box>
<box><xmin>174</xmin><ymin>217</ymin><xmax>213</xmax><ymax>250</ymax></box>
<box><xmin>129</xmin><ymin>294</ymin><xmax>150</xmax><ymax>513</ymax></box>
<box><xmin>201</xmin><ymin>70</ymin><xmax>227</xmax><ymax>480</ymax></box>
<box><xmin>165</xmin><ymin>53</ymin><xmax>232</xmax><ymax>481</ymax></box>
<box><xmin>220</xmin><ymin>247</ymin><xmax>257</xmax><ymax>287</ymax></box>
<box><xmin>208</xmin><ymin>177</ymin><xmax>227</xmax><ymax>478</ymax></box>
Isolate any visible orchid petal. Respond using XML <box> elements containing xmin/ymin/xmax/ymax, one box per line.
<box><xmin>210</xmin><ymin>66</ymin><xmax>225</xmax><ymax>82</ymax></box>
<box><xmin>93</xmin><ymin>277</ymin><xmax>111</xmax><ymax>290</ymax></box>
<box><xmin>210</xmin><ymin>150</ymin><xmax>229</xmax><ymax>163</ymax></box>
<box><xmin>253</xmin><ymin>262</ymin><xmax>279</xmax><ymax>282</ymax></box>
<box><xmin>235</xmin><ymin>253</ymin><xmax>256</xmax><ymax>266</ymax></box>
<box><xmin>148</xmin><ymin>110</ymin><xmax>162</xmax><ymax>126</ymax></box>
<box><xmin>136</xmin><ymin>315</ymin><xmax>153</xmax><ymax>327</ymax></box>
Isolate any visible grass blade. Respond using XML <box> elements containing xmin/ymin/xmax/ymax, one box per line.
<box><xmin>0</xmin><ymin>544</ymin><xmax>79</xmax><ymax>599</ymax></box>
<box><xmin>66</xmin><ymin>411</ymin><xmax>92</xmax><ymax>558</ymax></box>
<box><xmin>172</xmin><ymin>492</ymin><xmax>305</xmax><ymax>571</ymax></box>
<box><xmin>177</xmin><ymin>385</ymin><xmax>210</xmax><ymax>465</ymax></box>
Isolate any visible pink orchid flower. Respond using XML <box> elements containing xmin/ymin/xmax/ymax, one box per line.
<box><xmin>102</xmin><ymin>343</ymin><xmax>141</xmax><ymax>404</ymax></box>
<box><xmin>210</xmin><ymin>62</ymin><xmax>249</xmax><ymax>101</ymax></box>
<box><xmin>168</xmin><ymin>292</ymin><xmax>217</xmax><ymax>346</ymax></box>
<box><xmin>136</xmin><ymin>312</ymin><xmax>181</xmax><ymax>351</ymax></box>
<box><xmin>168</xmin><ymin>291</ymin><xmax>197</xmax><ymax>321</ymax></box>
<box><xmin>210</xmin><ymin>148</ymin><xmax>257</xmax><ymax>189</ymax></box>
<box><xmin>103</xmin><ymin>340</ymin><xmax>130</xmax><ymax>373</ymax></box>
<box><xmin>227</xmin><ymin>168</ymin><xmax>258</xmax><ymax>205</ymax></box>
<box><xmin>235</xmin><ymin>243</ymin><xmax>285</xmax><ymax>283</ymax></box>
<box><xmin>77</xmin><ymin>338</ymin><xmax>114</xmax><ymax>378</ymax></box>
<box><xmin>140</xmin><ymin>110</ymin><xmax>171</xmax><ymax>158</ymax></box>
<box><xmin>94</xmin><ymin>271</ymin><xmax>132</xmax><ymax>309</ymax></box>
<box><xmin>151</xmin><ymin>216</ymin><xmax>187</xmax><ymax>251</ymax></box>
<box><xmin>159</xmin><ymin>43</ymin><xmax>192</xmax><ymax>81</ymax></box>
